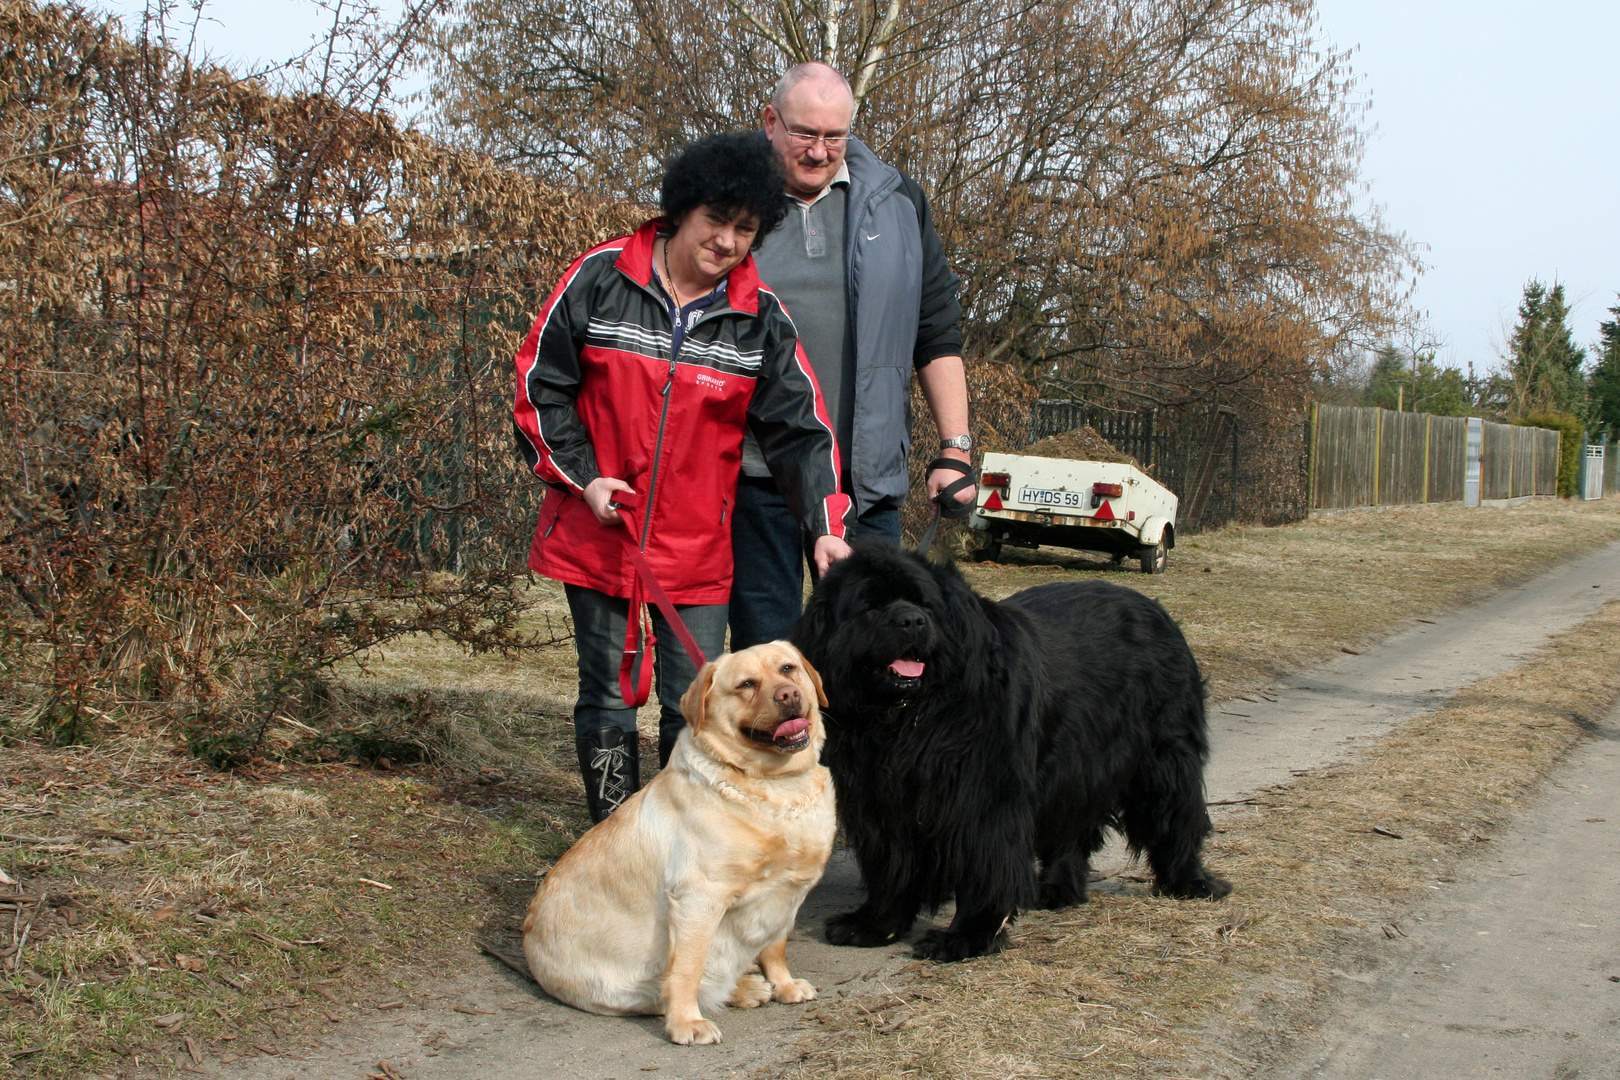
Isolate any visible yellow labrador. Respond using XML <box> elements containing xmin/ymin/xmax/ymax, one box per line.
<box><xmin>522</xmin><ymin>641</ymin><xmax>835</xmax><ymax>1045</ymax></box>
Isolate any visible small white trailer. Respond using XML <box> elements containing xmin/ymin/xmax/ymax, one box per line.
<box><xmin>967</xmin><ymin>451</ymin><xmax>1179</xmax><ymax>572</ymax></box>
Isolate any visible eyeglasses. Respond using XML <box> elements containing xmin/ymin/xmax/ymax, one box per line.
<box><xmin>783</xmin><ymin>128</ymin><xmax>850</xmax><ymax>149</ymax></box>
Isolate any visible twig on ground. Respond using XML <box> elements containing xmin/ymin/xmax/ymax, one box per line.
<box><xmin>245</xmin><ymin>929</ymin><xmax>299</xmax><ymax>951</ymax></box>
<box><xmin>0</xmin><ymin>832</ymin><xmax>77</xmax><ymax>845</ymax></box>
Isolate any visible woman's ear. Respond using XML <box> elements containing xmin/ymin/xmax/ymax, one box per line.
<box><xmin>679</xmin><ymin>660</ymin><xmax>717</xmax><ymax>732</ymax></box>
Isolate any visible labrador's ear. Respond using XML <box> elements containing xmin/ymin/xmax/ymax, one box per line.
<box><xmin>798</xmin><ymin>651</ymin><xmax>829</xmax><ymax>710</ymax></box>
<box><xmin>680</xmin><ymin>660</ymin><xmax>718</xmax><ymax>732</ymax></box>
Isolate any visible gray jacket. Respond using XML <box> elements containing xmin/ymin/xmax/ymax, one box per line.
<box><xmin>838</xmin><ymin>139</ymin><xmax>963</xmax><ymax>513</ymax></box>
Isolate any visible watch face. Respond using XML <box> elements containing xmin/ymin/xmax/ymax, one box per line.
<box><xmin>941</xmin><ymin>435</ymin><xmax>973</xmax><ymax>451</ymax></box>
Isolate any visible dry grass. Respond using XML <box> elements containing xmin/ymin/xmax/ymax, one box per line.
<box><xmin>335</xmin><ymin>499</ymin><xmax>1620</xmax><ymax>718</ymax></box>
<box><xmin>247</xmin><ymin>786</ymin><xmax>332</xmax><ymax>819</ymax></box>
<box><xmin>5</xmin><ymin>498</ymin><xmax>1620</xmax><ymax>1077</ymax></box>
<box><xmin>768</xmin><ymin>603</ymin><xmax>1620</xmax><ymax>1080</ymax></box>
<box><xmin>0</xmin><ymin>734</ymin><xmax>586</xmax><ymax>1078</ymax></box>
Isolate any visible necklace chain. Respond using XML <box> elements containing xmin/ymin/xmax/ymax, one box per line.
<box><xmin>660</xmin><ymin>238</ymin><xmax>687</xmax><ymax>310</ymax></box>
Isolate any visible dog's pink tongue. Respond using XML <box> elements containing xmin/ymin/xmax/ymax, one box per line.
<box><xmin>773</xmin><ymin>717</ymin><xmax>811</xmax><ymax>744</ymax></box>
<box><xmin>889</xmin><ymin>659</ymin><xmax>925</xmax><ymax>678</ymax></box>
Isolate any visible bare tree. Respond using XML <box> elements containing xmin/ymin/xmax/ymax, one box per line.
<box><xmin>432</xmin><ymin>0</ymin><xmax>1416</xmax><ymax>411</ymax></box>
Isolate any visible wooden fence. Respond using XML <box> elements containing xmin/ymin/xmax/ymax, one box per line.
<box><xmin>1308</xmin><ymin>405</ymin><xmax>1560</xmax><ymax>511</ymax></box>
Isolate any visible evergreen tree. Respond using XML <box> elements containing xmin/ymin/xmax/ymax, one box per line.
<box><xmin>1363</xmin><ymin>345</ymin><xmax>1470</xmax><ymax>416</ymax></box>
<box><xmin>1542</xmin><ymin>284</ymin><xmax>1588</xmax><ymax>401</ymax></box>
<box><xmin>1508</xmin><ymin>279</ymin><xmax>1586</xmax><ymax>418</ymax></box>
<box><xmin>1590</xmin><ymin>298</ymin><xmax>1620</xmax><ymax>437</ymax></box>
<box><xmin>1363</xmin><ymin>345</ymin><xmax>1406</xmax><ymax>409</ymax></box>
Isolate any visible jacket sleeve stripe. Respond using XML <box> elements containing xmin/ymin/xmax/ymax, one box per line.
<box><xmin>790</xmin><ymin>338</ymin><xmax>851</xmax><ymax>540</ymax></box>
<box><xmin>514</xmin><ymin>241</ymin><xmax>625</xmax><ymax>492</ymax></box>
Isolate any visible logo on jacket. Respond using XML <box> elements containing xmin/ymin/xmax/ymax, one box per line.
<box><xmin>696</xmin><ymin>372</ymin><xmax>727</xmax><ymax>391</ymax></box>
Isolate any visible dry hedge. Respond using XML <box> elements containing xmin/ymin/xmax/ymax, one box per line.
<box><xmin>0</xmin><ymin>0</ymin><xmax>640</xmax><ymax>744</ymax></box>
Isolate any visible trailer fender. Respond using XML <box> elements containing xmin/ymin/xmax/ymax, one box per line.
<box><xmin>1138</xmin><ymin>516</ymin><xmax>1175</xmax><ymax>548</ymax></box>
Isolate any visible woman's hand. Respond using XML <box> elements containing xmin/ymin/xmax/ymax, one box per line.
<box><xmin>583</xmin><ymin>476</ymin><xmax>636</xmax><ymax>525</ymax></box>
<box><xmin>812</xmin><ymin>534</ymin><xmax>854</xmax><ymax>577</ymax></box>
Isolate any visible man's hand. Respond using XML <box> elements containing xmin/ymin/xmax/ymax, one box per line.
<box><xmin>926</xmin><ymin>449</ymin><xmax>977</xmax><ymax>506</ymax></box>
<box><xmin>812</xmin><ymin>534</ymin><xmax>853</xmax><ymax>577</ymax></box>
<box><xmin>583</xmin><ymin>476</ymin><xmax>635</xmax><ymax>524</ymax></box>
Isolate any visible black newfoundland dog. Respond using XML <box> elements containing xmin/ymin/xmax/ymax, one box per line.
<box><xmin>791</xmin><ymin>541</ymin><xmax>1229</xmax><ymax>961</ymax></box>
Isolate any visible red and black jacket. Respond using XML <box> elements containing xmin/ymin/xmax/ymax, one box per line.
<box><xmin>514</xmin><ymin>220</ymin><xmax>851</xmax><ymax>605</ymax></box>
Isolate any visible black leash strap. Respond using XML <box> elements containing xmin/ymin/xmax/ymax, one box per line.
<box><xmin>915</xmin><ymin>457</ymin><xmax>977</xmax><ymax>557</ymax></box>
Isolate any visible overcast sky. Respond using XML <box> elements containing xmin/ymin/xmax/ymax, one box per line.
<box><xmin>1314</xmin><ymin>0</ymin><xmax>1620</xmax><ymax>371</ymax></box>
<box><xmin>95</xmin><ymin>0</ymin><xmax>1620</xmax><ymax>373</ymax></box>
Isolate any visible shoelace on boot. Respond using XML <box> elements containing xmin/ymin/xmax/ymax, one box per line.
<box><xmin>592</xmin><ymin>742</ymin><xmax>631</xmax><ymax>812</ymax></box>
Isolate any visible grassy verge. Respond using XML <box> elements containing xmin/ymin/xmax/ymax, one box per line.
<box><xmin>0</xmin><ymin>718</ymin><xmax>588</xmax><ymax>1078</ymax></box>
<box><xmin>768</xmin><ymin>603</ymin><xmax>1620</xmax><ymax>1079</ymax></box>
<box><xmin>2</xmin><ymin>497</ymin><xmax>1619</xmax><ymax>1077</ymax></box>
<box><xmin>341</xmin><ymin>498</ymin><xmax>1620</xmax><ymax>709</ymax></box>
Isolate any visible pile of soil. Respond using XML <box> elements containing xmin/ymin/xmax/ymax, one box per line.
<box><xmin>1020</xmin><ymin>424</ymin><xmax>1142</xmax><ymax>468</ymax></box>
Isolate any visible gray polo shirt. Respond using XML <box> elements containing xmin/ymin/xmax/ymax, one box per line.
<box><xmin>740</xmin><ymin>164</ymin><xmax>853</xmax><ymax>478</ymax></box>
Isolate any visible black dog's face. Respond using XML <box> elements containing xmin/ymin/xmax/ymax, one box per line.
<box><xmin>794</xmin><ymin>544</ymin><xmax>949</xmax><ymax>704</ymax></box>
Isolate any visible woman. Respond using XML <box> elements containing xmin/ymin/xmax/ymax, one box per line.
<box><xmin>514</xmin><ymin>133</ymin><xmax>852</xmax><ymax>822</ymax></box>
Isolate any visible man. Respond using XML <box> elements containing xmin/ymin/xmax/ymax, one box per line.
<box><xmin>730</xmin><ymin>62</ymin><xmax>975</xmax><ymax>649</ymax></box>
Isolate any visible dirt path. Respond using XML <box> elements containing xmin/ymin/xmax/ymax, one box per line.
<box><xmin>1258</xmin><ymin>711</ymin><xmax>1620</xmax><ymax>1080</ymax></box>
<box><xmin>1202</xmin><ymin>537</ymin><xmax>1620</xmax><ymax>801</ymax></box>
<box><xmin>200</xmin><ymin>541</ymin><xmax>1620</xmax><ymax>1080</ymax></box>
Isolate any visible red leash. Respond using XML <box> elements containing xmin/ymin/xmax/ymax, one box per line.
<box><xmin>607</xmin><ymin>490</ymin><xmax>709</xmax><ymax>708</ymax></box>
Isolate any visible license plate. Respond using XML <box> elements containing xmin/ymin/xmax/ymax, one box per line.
<box><xmin>1019</xmin><ymin>487</ymin><xmax>1084</xmax><ymax>508</ymax></box>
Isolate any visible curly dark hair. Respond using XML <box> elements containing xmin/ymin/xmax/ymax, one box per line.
<box><xmin>659</xmin><ymin>132</ymin><xmax>789</xmax><ymax>249</ymax></box>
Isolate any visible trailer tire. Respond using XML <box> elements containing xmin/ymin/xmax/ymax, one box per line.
<box><xmin>1138</xmin><ymin>539</ymin><xmax>1167</xmax><ymax>574</ymax></box>
<box><xmin>973</xmin><ymin>539</ymin><xmax>1003</xmax><ymax>563</ymax></box>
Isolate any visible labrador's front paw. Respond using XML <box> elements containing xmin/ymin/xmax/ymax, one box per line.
<box><xmin>729</xmin><ymin>973</ymin><xmax>772</xmax><ymax>1008</ymax></box>
<box><xmin>666</xmin><ymin>1015</ymin><xmax>722</xmax><ymax>1045</ymax></box>
<box><xmin>771</xmin><ymin>977</ymin><xmax>816</xmax><ymax>1004</ymax></box>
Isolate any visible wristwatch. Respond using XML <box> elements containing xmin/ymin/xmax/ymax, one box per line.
<box><xmin>939</xmin><ymin>434</ymin><xmax>973</xmax><ymax>453</ymax></box>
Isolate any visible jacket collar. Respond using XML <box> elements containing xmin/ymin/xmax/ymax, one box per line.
<box><xmin>842</xmin><ymin>138</ymin><xmax>902</xmax><ymax>207</ymax></box>
<box><xmin>615</xmin><ymin>217</ymin><xmax>761</xmax><ymax>316</ymax></box>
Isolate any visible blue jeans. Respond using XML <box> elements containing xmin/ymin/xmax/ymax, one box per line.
<box><xmin>563</xmin><ymin>584</ymin><xmax>729</xmax><ymax>749</ymax></box>
<box><xmin>728</xmin><ymin>475</ymin><xmax>901</xmax><ymax>650</ymax></box>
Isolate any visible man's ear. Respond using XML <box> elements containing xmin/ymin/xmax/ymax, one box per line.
<box><xmin>799</xmin><ymin>652</ymin><xmax>829</xmax><ymax>709</ymax></box>
<box><xmin>680</xmin><ymin>661</ymin><xmax>718</xmax><ymax>732</ymax></box>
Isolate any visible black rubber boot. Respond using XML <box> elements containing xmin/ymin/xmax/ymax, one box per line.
<box><xmin>658</xmin><ymin>717</ymin><xmax>685</xmax><ymax>769</ymax></box>
<box><xmin>576</xmin><ymin>726</ymin><xmax>640</xmax><ymax>823</ymax></box>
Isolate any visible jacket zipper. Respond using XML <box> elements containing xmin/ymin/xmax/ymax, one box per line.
<box><xmin>641</xmin><ymin>357</ymin><xmax>676</xmax><ymax>551</ymax></box>
<box><xmin>628</xmin><ymin>264</ymin><xmax>736</xmax><ymax>553</ymax></box>
<box><xmin>640</xmin><ymin>291</ymin><xmax>690</xmax><ymax>551</ymax></box>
